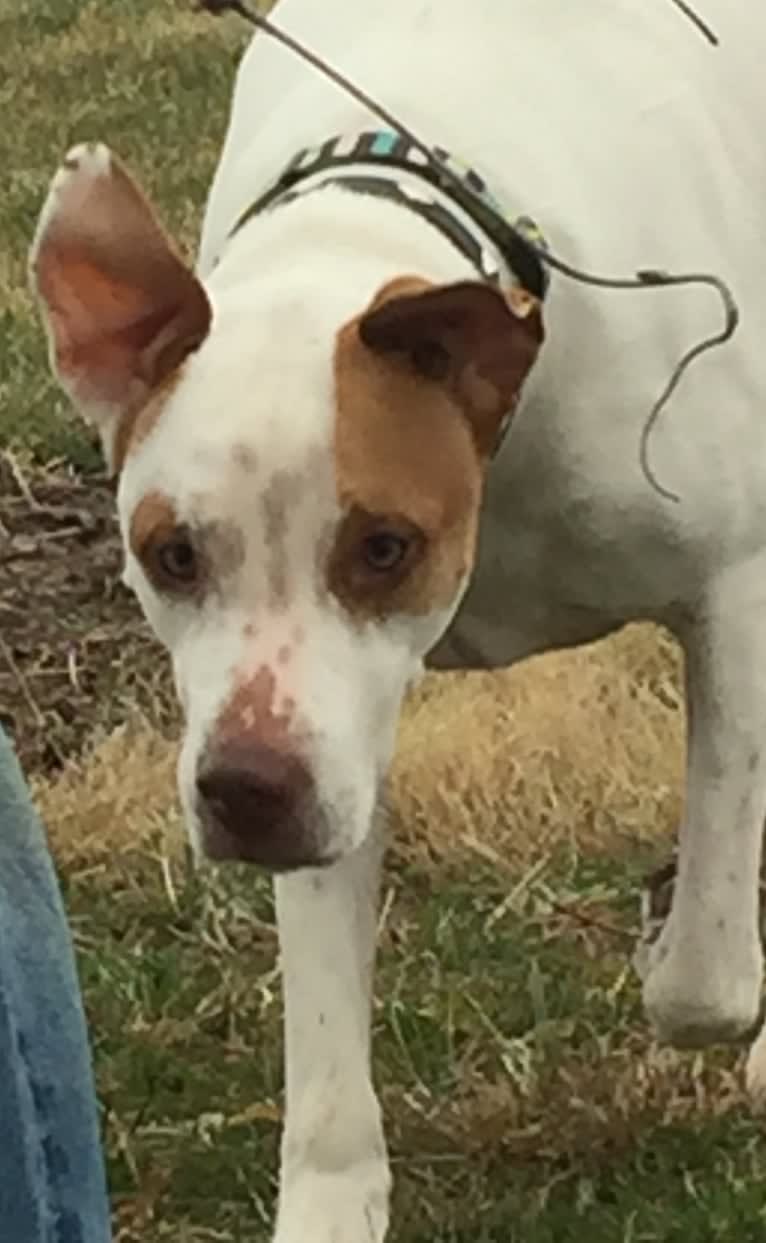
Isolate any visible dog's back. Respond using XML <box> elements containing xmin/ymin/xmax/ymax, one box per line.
<box><xmin>202</xmin><ymin>0</ymin><xmax>765</xmax><ymax>270</ymax></box>
<box><xmin>202</xmin><ymin>0</ymin><xmax>766</xmax><ymax>664</ymax></box>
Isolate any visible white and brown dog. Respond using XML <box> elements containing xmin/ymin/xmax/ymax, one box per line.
<box><xmin>30</xmin><ymin>0</ymin><xmax>766</xmax><ymax>1237</ymax></box>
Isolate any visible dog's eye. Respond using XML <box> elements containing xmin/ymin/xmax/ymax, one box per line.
<box><xmin>155</xmin><ymin>531</ymin><xmax>199</xmax><ymax>586</ymax></box>
<box><xmin>361</xmin><ymin>531</ymin><xmax>410</xmax><ymax>573</ymax></box>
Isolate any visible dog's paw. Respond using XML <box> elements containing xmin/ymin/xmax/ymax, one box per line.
<box><xmin>641</xmin><ymin>918</ymin><xmax>762</xmax><ymax>1047</ymax></box>
<box><xmin>273</xmin><ymin>1162</ymin><xmax>390</xmax><ymax>1243</ymax></box>
<box><xmin>635</xmin><ymin>853</ymin><xmax>763</xmax><ymax>1046</ymax></box>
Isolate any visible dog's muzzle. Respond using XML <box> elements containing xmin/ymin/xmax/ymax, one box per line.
<box><xmin>196</xmin><ymin>740</ymin><xmax>329</xmax><ymax>870</ymax></box>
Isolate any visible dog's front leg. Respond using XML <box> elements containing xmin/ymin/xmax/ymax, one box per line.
<box><xmin>272</xmin><ymin>820</ymin><xmax>390</xmax><ymax>1243</ymax></box>
<box><xmin>639</xmin><ymin>563</ymin><xmax>766</xmax><ymax>1046</ymax></box>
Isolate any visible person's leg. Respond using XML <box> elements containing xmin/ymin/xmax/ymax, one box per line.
<box><xmin>0</xmin><ymin>726</ymin><xmax>111</xmax><ymax>1242</ymax></box>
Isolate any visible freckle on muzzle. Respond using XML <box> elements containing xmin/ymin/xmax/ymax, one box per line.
<box><xmin>196</xmin><ymin>740</ymin><xmax>328</xmax><ymax>870</ymax></box>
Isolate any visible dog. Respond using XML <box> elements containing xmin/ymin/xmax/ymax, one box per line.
<box><xmin>30</xmin><ymin>0</ymin><xmax>766</xmax><ymax>1237</ymax></box>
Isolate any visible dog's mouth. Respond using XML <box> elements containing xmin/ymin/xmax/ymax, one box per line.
<box><xmin>198</xmin><ymin>815</ymin><xmax>339</xmax><ymax>871</ymax></box>
<box><xmin>196</xmin><ymin>806</ymin><xmax>336</xmax><ymax>870</ymax></box>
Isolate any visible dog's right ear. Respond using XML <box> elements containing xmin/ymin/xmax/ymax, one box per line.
<box><xmin>359</xmin><ymin>276</ymin><xmax>543</xmax><ymax>458</ymax></box>
<box><xmin>29</xmin><ymin>143</ymin><xmax>211</xmax><ymax>471</ymax></box>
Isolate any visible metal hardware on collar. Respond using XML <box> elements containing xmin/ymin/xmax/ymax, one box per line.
<box><xmin>227</xmin><ymin>130</ymin><xmax>550</xmax><ymax>302</ymax></box>
<box><xmin>198</xmin><ymin>0</ymin><xmax>738</xmax><ymax>504</ymax></box>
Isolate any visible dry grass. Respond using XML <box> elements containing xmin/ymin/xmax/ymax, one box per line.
<box><xmin>38</xmin><ymin>623</ymin><xmax>684</xmax><ymax>872</ymax></box>
<box><xmin>36</xmin><ymin>624</ymin><xmax>766</xmax><ymax>1243</ymax></box>
<box><xmin>393</xmin><ymin>624</ymin><xmax>684</xmax><ymax>867</ymax></box>
<box><xmin>6</xmin><ymin>0</ymin><xmax>765</xmax><ymax>1237</ymax></box>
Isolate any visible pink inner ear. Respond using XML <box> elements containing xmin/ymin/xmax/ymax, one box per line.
<box><xmin>41</xmin><ymin>250</ymin><xmax>209</xmax><ymax>416</ymax></box>
<box><xmin>32</xmin><ymin>148</ymin><xmax>211</xmax><ymax>426</ymax></box>
<box><xmin>42</xmin><ymin>257</ymin><xmax>160</xmax><ymax>353</ymax></box>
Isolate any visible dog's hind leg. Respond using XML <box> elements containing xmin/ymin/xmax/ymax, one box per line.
<box><xmin>272</xmin><ymin>816</ymin><xmax>390</xmax><ymax>1243</ymax></box>
<box><xmin>639</xmin><ymin>559</ymin><xmax>766</xmax><ymax>1047</ymax></box>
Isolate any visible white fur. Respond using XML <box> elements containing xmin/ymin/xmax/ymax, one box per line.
<box><xmin>31</xmin><ymin>0</ymin><xmax>766</xmax><ymax>1236</ymax></box>
<box><xmin>117</xmin><ymin>272</ymin><xmax>464</xmax><ymax>865</ymax></box>
<box><xmin>196</xmin><ymin>3</ymin><xmax>766</xmax><ymax>1233</ymax></box>
<box><xmin>273</xmin><ymin>825</ymin><xmax>390</xmax><ymax>1243</ymax></box>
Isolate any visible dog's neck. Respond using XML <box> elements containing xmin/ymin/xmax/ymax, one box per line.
<box><xmin>205</xmin><ymin>175</ymin><xmax>499</xmax><ymax>314</ymax></box>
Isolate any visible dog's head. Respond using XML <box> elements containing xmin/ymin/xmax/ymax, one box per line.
<box><xmin>30</xmin><ymin>144</ymin><xmax>543</xmax><ymax>869</ymax></box>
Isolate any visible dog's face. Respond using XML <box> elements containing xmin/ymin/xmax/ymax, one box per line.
<box><xmin>30</xmin><ymin>144</ymin><xmax>543</xmax><ymax>869</ymax></box>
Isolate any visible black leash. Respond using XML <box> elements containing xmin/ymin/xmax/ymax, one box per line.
<box><xmin>198</xmin><ymin>0</ymin><xmax>737</xmax><ymax>504</ymax></box>
<box><xmin>669</xmin><ymin>0</ymin><xmax>718</xmax><ymax>44</ymax></box>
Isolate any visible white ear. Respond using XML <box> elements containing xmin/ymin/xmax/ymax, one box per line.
<box><xmin>29</xmin><ymin>142</ymin><xmax>211</xmax><ymax>469</ymax></box>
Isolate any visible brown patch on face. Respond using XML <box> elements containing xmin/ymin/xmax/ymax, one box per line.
<box><xmin>129</xmin><ymin>490</ymin><xmax>178</xmax><ymax>560</ymax></box>
<box><xmin>259</xmin><ymin>469</ymin><xmax>309</xmax><ymax>610</ymax></box>
<box><xmin>215</xmin><ymin>664</ymin><xmax>298</xmax><ymax>753</ymax></box>
<box><xmin>277</xmin><ymin>644</ymin><xmax>293</xmax><ymax>667</ymax></box>
<box><xmin>328</xmin><ymin>505</ymin><xmax>440</xmax><ymax>620</ymax></box>
<box><xmin>129</xmin><ymin>491</ymin><xmax>243</xmax><ymax>597</ymax></box>
<box><xmin>328</xmin><ymin>275</ymin><xmax>543</xmax><ymax>623</ymax></box>
<box><xmin>129</xmin><ymin>489</ymin><xmax>201</xmax><ymax>597</ymax></box>
<box><xmin>204</xmin><ymin>518</ymin><xmax>245</xmax><ymax>582</ymax></box>
<box><xmin>330</xmin><ymin>309</ymin><xmax>482</xmax><ymax>622</ymax></box>
<box><xmin>260</xmin><ymin>473</ymin><xmax>289</xmax><ymax>609</ymax></box>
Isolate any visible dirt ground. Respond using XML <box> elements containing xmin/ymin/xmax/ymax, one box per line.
<box><xmin>0</xmin><ymin>454</ymin><xmax>178</xmax><ymax>774</ymax></box>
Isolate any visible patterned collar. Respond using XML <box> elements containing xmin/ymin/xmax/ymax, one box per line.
<box><xmin>226</xmin><ymin>130</ymin><xmax>550</xmax><ymax>300</ymax></box>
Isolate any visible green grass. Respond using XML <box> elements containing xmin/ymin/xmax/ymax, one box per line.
<box><xmin>62</xmin><ymin>833</ymin><xmax>764</xmax><ymax>1242</ymax></box>
<box><xmin>4</xmin><ymin>0</ymin><xmax>765</xmax><ymax>1239</ymax></box>
<box><xmin>0</xmin><ymin>0</ymin><xmax>248</xmax><ymax>468</ymax></box>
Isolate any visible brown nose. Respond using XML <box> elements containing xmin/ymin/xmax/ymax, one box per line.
<box><xmin>196</xmin><ymin>743</ymin><xmax>319</xmax><ymax>869</ymax></box>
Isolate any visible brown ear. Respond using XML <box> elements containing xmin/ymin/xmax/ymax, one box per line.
<box><xmin>358</xmin><ymin>278</ymin><xmax>543</xmax><ymax>455</ymax></box>
<box><xmin>29</xmin><ymin>142</ymin><xmax>211</xmax><ymax>469</ymax></box>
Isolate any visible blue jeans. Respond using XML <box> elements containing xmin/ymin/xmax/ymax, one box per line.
<box><xmin>0</xmin><ymin>727</ymin><xmax>111</xmax><ymax>1242</ymax></box>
